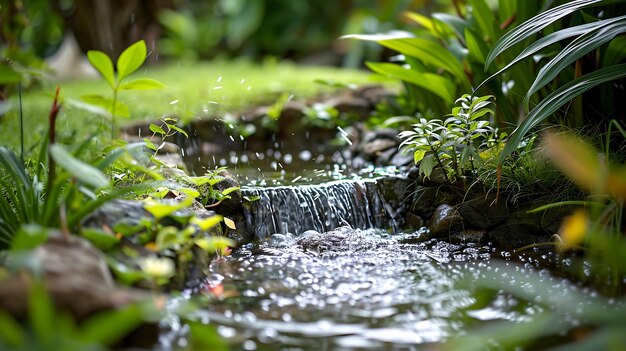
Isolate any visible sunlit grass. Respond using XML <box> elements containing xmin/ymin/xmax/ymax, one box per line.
<box><xmin>1</xmin><ymin>59</ymin><xmax>376</xmax><ymax>152</ymax></box>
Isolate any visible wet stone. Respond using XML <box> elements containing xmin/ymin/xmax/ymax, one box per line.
<box><xmin>428</xmin><ymin>204</ymin><xmax>464</xmax><ymax>239</ymax></box>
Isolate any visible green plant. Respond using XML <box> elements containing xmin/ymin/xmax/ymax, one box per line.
<box><xmin>84</xmin><ymin>40</ymin><xmax>164</xmax><ymax>139</ymax></box>
<box><xmin>0</xmin><ymin>282</ymin><xmax>148</xmax><ymax>351</ymax></box>
<box><xmin>344</xmin><ymin>0</ymin><xmax>546</xmax><ymax>122</ymax></box>
<box><xmin>481</xmin><ymin>0</ymin><xmax>626</xmax><ymax>167</ymax></box>
<box><xmin>399</xmin><ymin>94</ymin><xmax>499</xmax><ymax>184</ymax></box>
<box><xmin>445</xmin><ymin>260</ymin><xmax>626</xmax><ymax>351</ymax></box>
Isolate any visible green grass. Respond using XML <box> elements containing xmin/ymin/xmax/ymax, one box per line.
<box><xmin>1</xmin><ymin>59</ymin><xmax>376</xmax><ymax>153</ymax></box>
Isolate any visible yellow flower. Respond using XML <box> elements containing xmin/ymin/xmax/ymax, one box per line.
<box><xmin>558</xmin><ymin>209</ymin><xmax>588</xmax><ymax>251</ymax></box>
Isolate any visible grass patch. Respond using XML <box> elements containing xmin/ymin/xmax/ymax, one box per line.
<box><xmin>1</xmin><ymin>59</ymin><xmax>376</xmax><ymax>152</ymax></box>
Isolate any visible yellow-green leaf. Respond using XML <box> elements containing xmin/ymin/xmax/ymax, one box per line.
<box><xmin>87</xmin><ymin>50</ymin><xmax>115</xmax><ymax>88</ymax></box>
<box><xmin>224</xmin><ymin>217</ymin><xmax>236</xmax><ymax>230</ymax></box>
<box><xmin>118</xmin><ymin>78</ymin><xmax>164</xmax><ymax>90</ymax></box>
<box><xmin>117</xmin><ymin>40</ymin><xmax>147</xmax><ymax>82</ymax></box>
<box><xmin>190</xmin><ymin>215</ymin><xmax>223</xmax><ymax>231</ymax></box>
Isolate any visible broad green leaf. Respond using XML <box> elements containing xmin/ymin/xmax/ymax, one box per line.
<box><xmin>524</xmin><ymin>17</ymin><xmax>626</xmax><ymax>109</ymax></box>
<box><xmin>190</xmin><ymin>215</ymin><xmax>223</xmax><ymax>231</ymax></box>
<box><xmin>28</xmin><ymin>283</ymin><xmax>54</xmax><ymax>344</ymax></box>
<box><xmin>143</xmin><ymin>138</ymin><xmax>157</xmax><ymax>151</ymax></box>
<box><xmin>221</xmin><ymin>186</ymin><xmax>240</xmax><ymax>196</ymax></box>
<box><xmin>149</xmin><ymin>123</ymin><xmax>166</xmax><ymax>135</ymax></box>
<box><xmin>498</xmin><ymin>64</ymin><xmax>626</xmax><ymax>166</ymax></box>
<box><xmin>118</xmin><ymin>78</ymin><xmax>164</xmax><ymax>90</ymax></box>
<box><xmin>117</xmin><ymin>40</ymin><xmax>147</xmax><ymax>82</ymax></box>
<box><xmin>80</xmin><ymin>95</ymin><xmax>129</xmax><ymax>118</ymax></box>
<box><xmin>468</xmin><ymin>0</ymin><xmax>496</xmax><ymax>41</ymax></box>
<box><xmin>485</xmin><ymin>0</ymin><xmax>618</xmax><ymax>68</ymax></box>
<box><xmin>80</xmin><ymin>304</ymin><xmax>143</xmax><ymax>345</ymax></box>
<box><xmin>87</xmin><ymin>50</ymin><xmax>115</xmax><ymax>88</ymax></box>
<box><xmin>81</xmin><ymin>228</ymin><xmax>119</xmax><ymax>250</ymax></box>
<box><xmin>379</xmin><ymin>38</ymin><xmax>468</xmax><ymax>86</ymax></box>
<box><xmin>188</xmin><ymin>322</ymin><xmax>229</xmax><ymax>351</ymax></box>
<box><xmin>413</xmin><ymin>149</ymin><xmax>426</xmax><ymax>164</ymax></box>
<box><xmin>0</xmin><ymin>65</ymin><xmax>21</xmax><ymax>84</ymax></box>
<box><xmin>465</xmin><ymin>28</ymin><xmax>488</xmax><ymax>64</ymax></box>
<box><xmin>11</xmin><ymin>224</ymin><xmax>48</xmax><ymax>251</ymax></box>
<box><xmin>143</xmin><ymin>197</ymin><xmax>193</xmax><ymax>220</ymax></box>
<box><xmin>106</xmin><ymin>257</ymin><xmax>146</xmax><ymax>285</ymax></box>
<box><xmin>476</xmin><ymin>19</ymin><xmax>606</xmax><ymax>91</ymax></box>
<box><xmin>603</xmin><ymin>36</ymin><xmax>626</xmax><ymax>67</ymax></box>
<box><xmin>156</xmin><ymin>226</ymin><xmax>180</xmax><ymax>250</ymax></box>
<box><xmin>0</xmin><ymin>311</ymin><xmax>23</xmax><ymax>347</ymax></box>
<box><xmin>419</xmin><ymin>154</ymin><xmax>436</xmax><ymax>178</ymax></box>
<box><xmin>169</xmin><ymin>124</ymin><xmax>189</xmax><ymax>138</ymax></box>
<box><xmin>49</xmin><ymin>144</ymin><xmax>110</xmax><ymax>189</ymax></box>
<box><xmin>366</xmin><ymin>62</ymin><xmax>456</xmax><ymax>102</ymax></box>
<box><xmin>432</xmin><ymin>13</ymin><xmax>467</xmax><ymax>39</ymax></box>
<box><xmin>404</xmin><ymin>12</ymin><xmax>457</xmax><ymax>38</ymax></box>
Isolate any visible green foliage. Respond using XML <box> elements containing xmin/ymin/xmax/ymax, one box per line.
<box><xmin>399</xmin><ymin>94</ymin><xmax>500</xmax><ymax>184</ymax></box>
<box><xmin>482</xmin><ymin>0</ymin><xmax>626</xmax><ymax>166</ymax></box>
<box><xmin>85</xmin><ymin>40</ymin><xmax>164</xmax><ymax>139</ymax></box>
<box><xmin>0</xmin><ymin>282</ymin><xmax>147</xmax><ymax>351</ymax></box>
<box><xmin>446</xmin><ymin>261</ymin><xmax>626</xmax><ymax>350</ymax></box>
<box><xmin>346</xmin><ymin>0</ymin><xmax>543</xmax><ymax>122</ymax></box>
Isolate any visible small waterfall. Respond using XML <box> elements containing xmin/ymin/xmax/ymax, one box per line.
<box><xmin>242</xmin><ymin>177</ymin><xmax>411</xmax><ymax>240</ymax></box>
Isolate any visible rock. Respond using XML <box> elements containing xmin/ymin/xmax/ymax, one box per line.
<box><xmin>83</xmin><ymin>199</ymin><xmax>149</xmax><ymax>230</ymax></box>
<box><xmin>458</xmin><ymin>195</ymin><xmax>509</xmax><ymax>229</ymax></box>
<box><xmin>375</xmin><ymin>147</ymin><xmax>398</xmax><ymax>165</ymax></box>
<box><xmin>212</xmin><ymin>170</ymin><xmax>243</xmax><ymax>215</ymax></box>
<box><xmin>408</xmin><ymin>186</ymin><xmax>455</xmax><ymax>220</ymax></box>
<box><xmin>404</xmin><ymin>212</ymin><xmax>425</xmax><ymax>229</ymax></box>
<box><xmin>296</xmin><ymin>226</ymin><xmax>386</xmax><ymax>254</ymax></box>
<box><xmin>0</xmin><ymin>233</ymin><xmax>150</xmax><ymax>321</ymax></box>
<box><xmin>486</xmin><ymin>220</ymin><xmax>550</xmax><ymax>249</ymax></box>
<box><xmin>363</xmin><ymin>139</ymin><xmax>397</xmax><ymax>158</ymax></box>
<box><xmin>354</xmin><ymin>84</ymin><xmax>396</xmax><ymax>107</ymax></box>
<box><xmin>327</xmin><ymin>95</ymin><xmax>370</xmax><ymax>120</ymax></box>
<box><xmin>449</xmin><ymin>229</ymin><xmax>485</xmax><ymax>244</ymax></box>
<box><xmin>390</xmin><ymin>150</ymin><xmax>414</xmax><ymax>168</ymax></box>
<box><xmin>428</xmin><ymin>204</ymin><xmax>464</xmax><ymax>238</ymax></box>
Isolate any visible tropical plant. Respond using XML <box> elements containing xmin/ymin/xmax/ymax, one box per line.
<box><xmin>481</xmin><ymin>0</ymin><xmax>626</xmax><ymax>167</ymax></box>
<box><xmin>84</xmin><ymin>40</ymin><xmax>164</xmax><ymax>139</ymax></box>
<box><xmin>343</xmin><ymin>0</ymin><xmax>548</xmax><ymax>122</ymax></box>
<box><xmin>399</xmin><ymin>94</ymin><xmax>500</xmax><ymax>184</ymax></box>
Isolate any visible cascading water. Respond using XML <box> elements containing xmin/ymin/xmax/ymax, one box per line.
<box><xmin>241</xmin><ymin>176</ymin><xmax>411</xmax><ymax>240</ymax></box>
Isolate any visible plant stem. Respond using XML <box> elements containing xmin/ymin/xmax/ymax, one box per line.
<box><xmin>18</xmin><ymin>81</ymin><xmax>23</xmax><ymax>164</ymax></box>
<box><xmin>428</xmin><ymin>141</ymin><xmax>451</xmax><ymax>184</ymax></box>
<box><xmin>111</xmin><ymin>89</ymin><xmax>118</xmax><ymax>139</ymax></box>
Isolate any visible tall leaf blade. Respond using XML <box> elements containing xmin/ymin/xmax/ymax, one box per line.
<box><xmin>468</xmin><ymin>0</ymin><xmax>496</xmax><ymax>41</ymax></box>
<box><xmin>524</xmin><ymin>17</ymin><xmax>626</xmax><ymax>108</ymax></box>
<box><xmin>117</xmin><ymin>40</ymin><xmax>147</xmax><ymax>82</ymax></box>
<box><xmin>498</xmin><ymin>64</ymin><xmax>626</xmax><ymax>166</ymax></box>
<box><xmin>476</xmin><ymin>19</ymin><xmax>609</xmax><ymax>91</ymax></box>
<box><xmin>485</xmin><ymin>0</ymin><xmax>606</xmax><ymax>68</ymax></box>
<box><xmin>87</xmin><ymin>51</ymin><xmax>115</xmax><ymax>89</ymax></box>
<box><xmin>379</xmin><ymin>38</ymin><xmax>469</xmax><ymax>86</ymax></box>
<box><xmin>366</xmin><ymin>62</ymin><xmax>456</xmax><ymax>102</ymax></box>
<box><xmin>49</xmin><ymin>144</ymin><xmax>110</xmax><ymax>189</ymax></box>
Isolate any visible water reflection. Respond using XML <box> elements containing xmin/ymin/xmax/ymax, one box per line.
<box><xmin>164</xmin><ymin>229</ymin><xmax>556</xmax><ymax>350</ymax></box>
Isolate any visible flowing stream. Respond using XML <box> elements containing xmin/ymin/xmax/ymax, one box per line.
<box><xmin>162</xmin><ymin>134</ymin><xmax>601</xmax><ymax>350</ymax></box>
